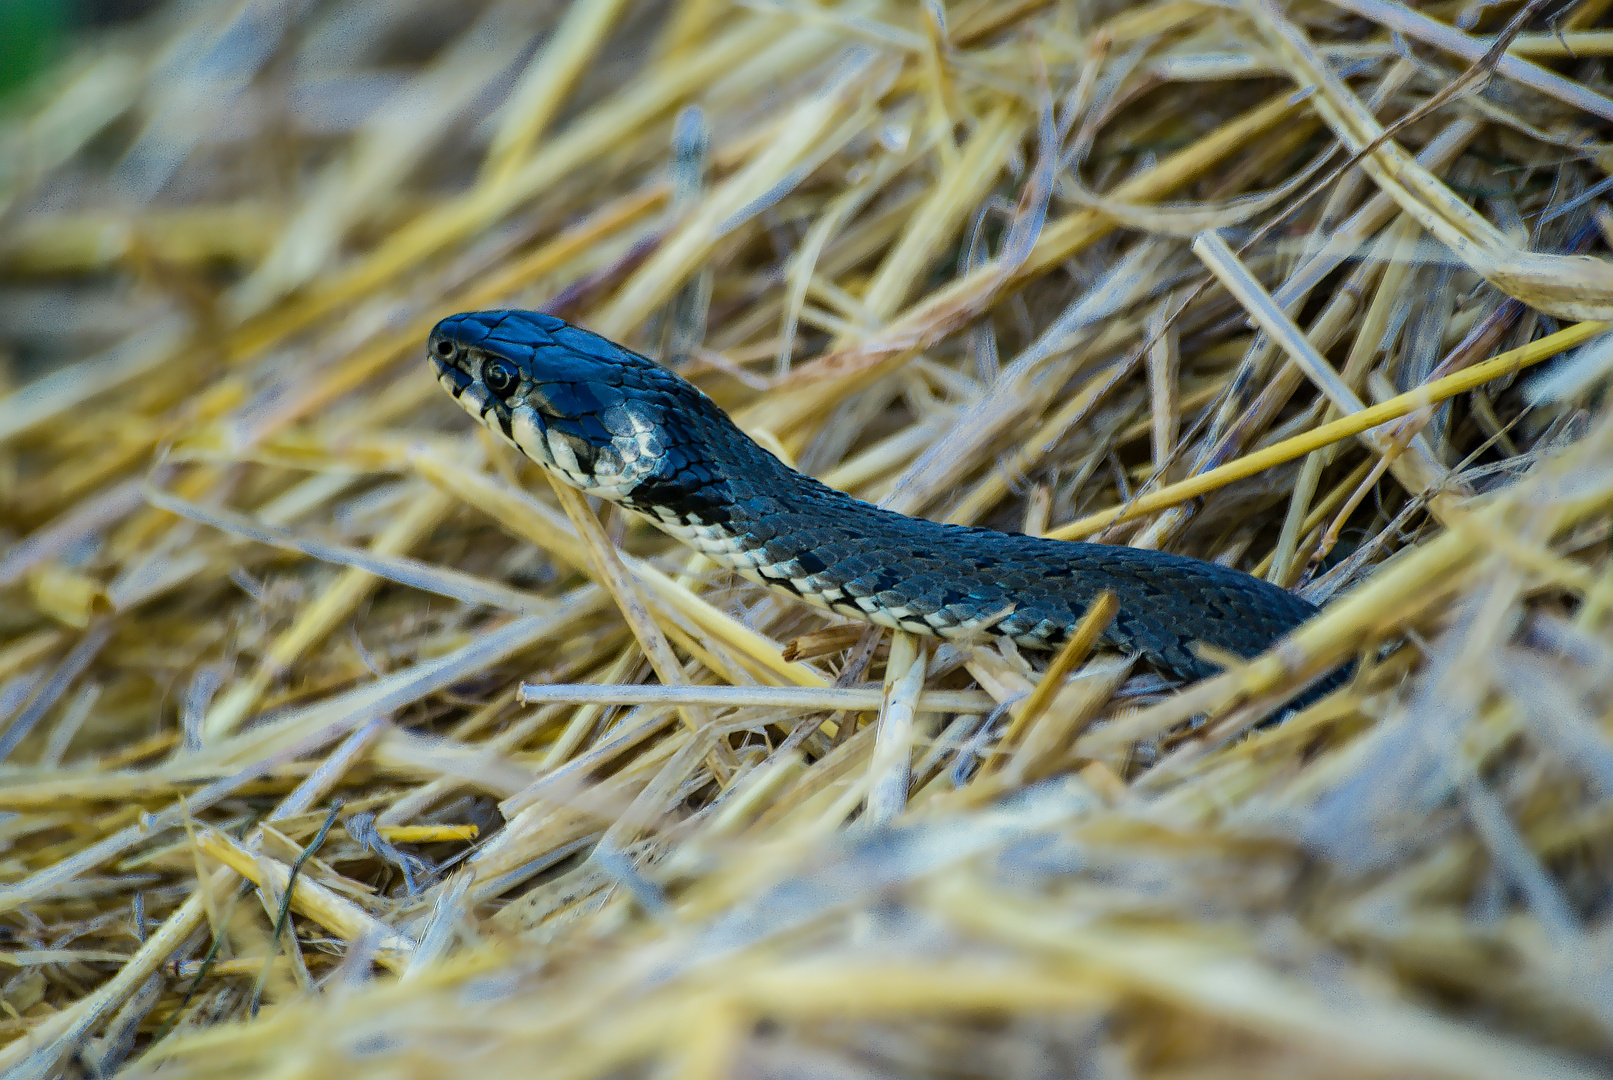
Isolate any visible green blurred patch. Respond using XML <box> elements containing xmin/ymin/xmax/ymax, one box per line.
<box><xmin>0</xmin><ymin>0</ymin><xmax>70</xmax><ymax>100</ymax></box>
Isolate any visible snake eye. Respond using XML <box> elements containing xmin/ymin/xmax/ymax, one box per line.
<box><xmin>483</xmin><ymin>359</ymin><xmax>518</xmax><ymax>397</ymax></box>
<box><xmin>432</xmin><ymin>339</ymin><xmax>456</xmax><ymax>359</ymax></box>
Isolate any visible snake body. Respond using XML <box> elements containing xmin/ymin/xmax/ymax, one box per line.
<box><xmin>430</xmin><ymin>309</ymin><xmax>1334</xmax><ymax>691</ymax></box>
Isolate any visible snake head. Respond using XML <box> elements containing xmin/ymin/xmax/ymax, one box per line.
<box><xmin>428</xmin><ymin>310</ymin><xmax>677</xmax><ymax>499</ymax></box>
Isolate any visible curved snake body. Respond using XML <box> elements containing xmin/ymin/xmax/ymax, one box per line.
<box><xmin>430</xmin><ymin>309</ymin><xmax>1337</xmax><ymax>693</ymax></box>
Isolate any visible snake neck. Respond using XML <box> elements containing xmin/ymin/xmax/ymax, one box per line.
<box><xmin>611</xmin><ymin>405</ymin><xmax>962</xmax><ymax>632</ymax></box>
<box><xmin>619</xmin><ymin>407</ymin><xmax>845</xmax><ymax>570</ymax></box>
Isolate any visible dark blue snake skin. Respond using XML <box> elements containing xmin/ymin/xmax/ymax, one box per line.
<box><xmin>430</xmin><ymin>309</ymin><xmax>1345</xmax><ymax>702</ymax></box>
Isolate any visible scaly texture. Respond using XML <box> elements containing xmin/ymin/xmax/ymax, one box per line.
<box><xmin>429</xmin><ymin>310</ymin><xmax>1330</xmax><ymax>685</ymax></box>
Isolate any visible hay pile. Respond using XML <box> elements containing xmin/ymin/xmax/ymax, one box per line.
<box><xmin>3</xmin><ymin>0</ymin><xmax>1613</xmax><ymax>1076</ymax></box>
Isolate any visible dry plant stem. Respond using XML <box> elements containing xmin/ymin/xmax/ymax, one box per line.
<box><xmin>210</xmin><ymin>605</ymin><xmax>591</xmax><ymax>771</ymax></box>
<box><xmin>1183</xmin><ymin>220</ymin><xmax>1385</xmax><ymax>475</ymax></box>
<box><xmin>194</xmin><ymin>827</ymin><xmax>413</xmax><ymax>972</ymax></box>
<box><xmin>231</xmin><ymin>16</ymin><xmax>786</xmax><ymax>356</ymax></box>
<box><xmin>0</xmin><ymin>709</ymin><xmax>386</xmax><ymax>912</ymax></box>
<box><xmin>0</xmin><ymin>621</ymin><xmax>110</xmax><ymax>762</ymax></box>
<box><xmin>545</xmin><ymin>476</ymin><xmax>716</xmax><ymax>748</ymax></box>
<box><xmin>855</xmin><ymin>102</ymin><xmax>1025</xmax><ymax>329</ymax></box>
<box><xmin>593</xmin><ymin>724</ymin><xmax>715</xmax><ymax>888</ymax></box>
<box><xmin>942</xmin><ymin>332</ymin><xmax>1141</xmax><ymax>526</ymax></box>
<box><xmin>199</xmin><ymin>486</ymin><xmax>457</xmax><ymax>741</ymax></box>
<box><xmin>0</xmin><ymin>867</ymin><xmax>233</xmax><ymax>1076</ymax></box>
<box><xmin>378</xmin><ymin>825</ymin><xmax>477</xmax><ymax>843</ymax></box>
<box><xmin>775</xmin><ymin>154</ymin><xmax>912</xmax><ymax>376</ymax></box>
<box><xmin>0</xmin><ymin>316</ymin><xmax>188</xmax><ymax>444</ymax></box>
<box><xmin>1146</xmin><ymin>301</ymin><xmax>1180</xmax><ymax>473</ymax></box>
<box><xmin>751</xmin><ymin>93</ymin><xmax>1302</xmax><ymax>429</ymax></box>
<box><xmin>518</xmin><ymin>683</ymin><xmax>996</xmax><ymax>713</ymax></box>
<box><xmin>0</xmin><ymin>630</ymin><xmax>65</xmax><ymax>681</ymax></box>
<box><xmin>1193</xmin><ymin>233</ymin><xmax>1463</xmax><ymax>539</ymax></box>
<box><xmin>501</xmin><ymin>717</ymin><xmax>700</xmax><ymax>829</ymax></box>
<box><xmin>865</xmin><ymin>632</ymin><xmax>927</xmax><ymax>828</ymax></box>
<box><xmin>1267</xmin><ymin>217</ymin><xmax>1425</xmax><ymax>583</ymax></box>
<box><xmin>1249</xmin><ymin>0</ymin><xmax>1613</xmax><ymax>321</ymax></box>
<box><xmin>1324</xmin><ymin>0</ymin><xmax>1613</xmax><ymax>122</ymax></box>
<box><xmin>382</xmin><ymin>721</ymin><xmax>549</xmax><ymax>827</ymax></box>
<box><xmin>1251</xmin><ymin>457</ymin><xmax>1377</xmax><ymax>581</ymax></box>
<box><xmin>0</xmin><ymin>205</ymin><xmax>279</xmax><ymax>275</ymax></box>
<box><xmin>887</xmin><ymin>242</ymin><xmax>1167</xmax><ymax>518</ymax></box>
<box><xmin>243</xmin><ymin>184</ymin><xmax>667</xmax><ymax>430</ymax></box>
<box><xmin>998</xmin><ymin>591</ymin><xmax>1118</xmax><ymax>752</ymax></box>
<box><xmin>1049</xmin><ymin>320</ymin><xmax>1607</xmax><ymax>539</ymax></box>
<box><xmin>273</xmin><ymin>716</ymin><xmax>390</xmax><ymax>820</ymax></box>
<box><xmin>996</xmin><ymin>658</ymin><xmax>1133</xmax><ymax>789</ymax></box>
<box><xmin>1195</xmin><ymin>232</ymin><xmax>1382</xmax><ymax>420</ymax></box>
<box><xmin>480</xmin><ymin>0</ymin><xmax>633</xmax><ymax>186</ymax></box>
<box><xmin>414</xmin><ymin>451</ymin><xmax>827</xmax><ymax>688</ymax></box>
<box><xmin>597</xmin><ymin>63</ymin><xmax>894</xmax><ymax>337</ymax></box>
<box><xmin>228</xmin><ymin>4</ymin><xmax>547</xmax><ymax>318</ymax></box>
<box><xmin>539</xmin><ymin>649</ymin><xmax>645</xmax><ymax>772</ymax></box>
<box><xmin>141</xmin><ymin>484</ymin><xmax>551</xmax><ymax>616</ymax></box>
<box><xmin>936</xmin><ymin>879</ymin><xmax>1595</xmax><ymax>1080</ymax></box>
<box><xmin>1267</xmin><ymin>446</ymin><xmax>1326</xmax><ymax>586</ymax></box>
<box><xmin>656</xmin><ymin>0</ymin><xmax>724</xmax><ymax>59</ymax></box>
<box><xmin>1310</xmin><ymin>416</ymin><xmax>1426</xmax><ymax>573</ymax></box>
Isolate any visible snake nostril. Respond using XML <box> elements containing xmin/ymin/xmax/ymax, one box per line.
<box><xmin>432</xmin><ymin>339</ymin><xmax>456</xmax><ymax>359</ymax></box>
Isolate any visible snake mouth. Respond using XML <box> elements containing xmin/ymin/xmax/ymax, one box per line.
<box><xmin>431</xmin><ymin>352</ymin><xmax>516</xmax><ymax>442</ymax></box>
<box><xmin>431</xmin><ymin>354</ymin><xmax>473</xmax><ymax>396</ymax></box>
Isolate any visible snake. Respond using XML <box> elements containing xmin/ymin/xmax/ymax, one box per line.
<box><xmin>429</xmin><ymin>309</ymin><xmax>1339</xmax><ymax>698</ymax></box>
